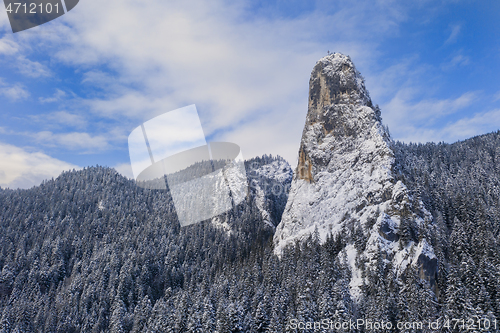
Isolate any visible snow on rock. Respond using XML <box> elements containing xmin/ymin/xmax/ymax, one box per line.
<box><xmin>252</xmin><ymin>180</ymin><xmax>274</xmax><ymax>228</ymax></box>
<box><xmin>273</xmin><ymin>53</ymin><xmax>437</xmax><ymax>297</ymax></box>
<box><xmin>344</xmin><ymin>244</ymin><xmax>363</xmax><ymax>300</ymax></box>
<box><xmin>253</xmin><ymin>159</ymin><xmax>293</xmax><ymax>184</ymax></box>
<box><xmin>248</xmin><ymin>158</ymin><xmax>293</xmax><ymax>228</ymax></box>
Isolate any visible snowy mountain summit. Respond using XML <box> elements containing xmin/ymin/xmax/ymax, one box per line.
<box><xmin>274</xmin><ymin>53</ymin><xmax>437</xmax><ymax>296</ymax></box>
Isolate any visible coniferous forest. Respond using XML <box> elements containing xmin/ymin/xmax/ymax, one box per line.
<box><xmin>0</xmin><ymin>133</ymin><xmax>499</xmax><ymax>332</ymax></box>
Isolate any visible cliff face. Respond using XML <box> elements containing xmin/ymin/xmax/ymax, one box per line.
<box><xmin>274</xmin><ymin>53</ymin><xmax>437</xmax><ymax>297</ymax></box>
<box><xmin>297</xmin><ymin>53</ymin><xmax>378</xmax><ymax>182</ymax></box>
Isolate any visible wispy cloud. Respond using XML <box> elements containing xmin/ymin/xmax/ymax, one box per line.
<box><xmin>440</xmin><ymin>109</ymin><xmax>500</xmax><ymax>141</ymax></box>
<box><xmin>113</xmin><ymin>162</ymin><xmax>134</xmax><ymax>179</ymax></box>
<box><xmin>27</xmin><ymin>0</ymin><xmax>410</xmax><ymax>163</ymax></box>
<box><xmin>0</xmin><ymin>37</ymin><xmax>18</xmax><ymax>55</ymax></box>
<box><xmin>382</xmin><ymin>87</ymin><xmax>478</xmax><ymax>143</ymax></box>
<box><xmin>15</xmin><ymin>56</ymin><xmax>51</xmax><ymax>78</ymax></box>
<box><xmin>445</xmin><ymin>24</ymin><xmax>461</xmax><ymax>45</ymax></box>
<box><xmin>441</xmin><ymin>52</ymin><xmax>470</xmax><ymax>71</ymax></box>
<box><xmin>366</xmin><ymin>53</ymin><xmax>486</xmax><ymax>145</ymax></box>
<box><xmin>382</xmin><ymin>78</ymin><xmax>481</xmax><ymax>142</ymax></box>
<box><xmin>0</xmin><ymin>79</ymin><xmax>30</xmax><ymax>101</ymax></box>
<box><xmin>29</xmin><ymin>110</ymin><xmax>87</xmax><ymax>129</ymax></box>
<box><xmin>39</xmin><ymin>89</ymin><xmax>66</xmax><ymax>103</ymax></box>
<box><xmin>33</xmin><ymin>131</ymin><xmax>111</xmax><ymax>151</ymax></box>
<box><xmin>0</xmin><ymin>142</ymin><xmax>79</xmax><ymax>189</ymax></box>
<box><xmin>386</xmin><ymin>90</ymin><xmax>477</xmax><ymax>122</ymax></box>
<box><xmin>0</xmin><ymin>3</ymin><xmax>11</xmax><ymax>30</ymax></box>
<box><xmin>396</xmin><ymin>108</ymin><xmax>500</xmax><ymax>143</ymax></box>
<box><xmin>1</xmin><ymin>0</ymin><xmax>497</xmax><ymax>186</ymax></box>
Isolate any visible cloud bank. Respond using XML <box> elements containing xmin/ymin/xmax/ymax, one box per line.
<box><xmin>0</xmin><ymin>0</ymin><xmax>498</xmax><ymax>186</ymax></box>
<box><xmin>0</xmin><ymin>142</ymin><xmax>79</xmax><ymax>189</ymax></box>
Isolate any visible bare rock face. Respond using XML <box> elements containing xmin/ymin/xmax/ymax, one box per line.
<box><xmin>297</xmin><ymin>53</ymin><xmax>379</xmax><ymax>182</ymax></box>
<box><xmin>274</xmin><ymin>53</ymin><xmax>437</xmax><ymax>298</ymax></box>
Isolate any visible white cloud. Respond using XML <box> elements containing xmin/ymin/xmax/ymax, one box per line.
<box><xmin>0</xmin><ymin>37</ymin><xmax>18</xmax><ymax>55</ymax></box>
<box><xmin>445</xmin><ymin>24</ymin><xmax>461</xmax><ymax>45</ymax></box>
<box><xmin>219</xmin><ymin>101</ymin><xmax>306</xmax><ymax>165</ymax></box>
<box><xmin>440</xmin><ymin>109</ymin><xmax>500</xmax><ymax>141</ymax></box>
<box><xmin>365</xmin><ymin>55</ymin><xmax>480</xmax><ymax>142</ymax></box>
<box><xmin>395</xmin><ymin>109</ymin><xmax>500</xmax><ymax>144</ymax></box>
<box><xmin>387</xmin><ymin>90</ymin><xmax>476</xmax><ymax>122</ymax></box>
<box><xmin>29</xmin><ymin>110</ymin><xmax>88</xmax><ymax>129</ymax></box>
<box><xmin>39</xmin><ymin>89</ymin><xmax>66</xmax><ymax>103</ymax></box>
<box><xmin>16</xmin><ymin>56</ymin><xmax>51</xmax><ymax>78</ymax></box>
<box><xmin>365</xmin><ymin>56</ymin><xmax>425</xmax><ymax>102</ymax></box>
<box><xmin>50</xmin><ymin>111</ymin><xmax>86</xmax><ymax>127</ymax></box>
<box><xmin>3</xmin><ymin>0</ymin><xmax>483</xmax><ymax>169</ymax></box>
<box><xmin>25</xmin><ymin>0</ymin><xmax>410</xmax><ymax>163</ymax></box>
<box><xmin>383</xmin><ymin>90</ymin><xmax>477</xmax><ymax>141</ymax></box>
<box><xmin>0</xmin><ymin>6</ymin><xmax>10</xmax><ymax>31</ymax></box>
<box><xmin>0</xmin><ymin>79</ymin><xmax>30</xmax><ymax>101</ymax></box>
<box><xmin>114</xmin><ymin>162</ymin><xmax>134</xmax><ymax>179</ymax></box>
<box><xmin>0</xmin><ymin>142</ymin><xmax>79</xmax><ymax>189</ymax></box>
<box><xmin>34</xmin><ymin>131</ymin><xmax>111</xmax><ymax>151</ymax></box>
<box><xmin>441</xmin><ymin>53</ymin><xmax>470</xmax><ymax>71</ymax></box>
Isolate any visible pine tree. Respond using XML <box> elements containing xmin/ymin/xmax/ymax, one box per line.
<box><xmin>131</xmin><ymin>295</ymin><xmax>152</xmax><ymax>332</ymax></box>
<box><xmin>216</xmin><ymin>302</ymin><xmax>230</xmax><ymax>333</ymax></box>
<box><xmin>254</xmin><ymin>296</ymin><xmax>270</xmax><ymax>332</ymax></box>
<box><xmin>445</xmin><ymin>266</ymin><xmax>476</xmax><ymax>324</ymax></box>
<box><xmin>202</xmin><ymin>296</ymin><xmax>216</xmax><ymax>332</ymax></box>
<box><xmin>109</xmin><ymin>298</ymin><xmax>127</xmax><ymax>333</ymax></box>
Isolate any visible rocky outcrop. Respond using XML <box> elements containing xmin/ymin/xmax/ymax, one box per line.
<box><xmin>273</xmin><ymin>53</ymin><xmax>437</xmax><ymax>297</ymax></box>
<box><xmin>247</xmin><ymin>158</ymin><xmax>293</xmax><ymax>228</ymax></box>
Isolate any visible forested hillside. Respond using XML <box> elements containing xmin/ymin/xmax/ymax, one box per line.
<box><xmin>0</xmin><ymin>156</ymin><xmax>291</xmax><ymax>332</ymax></box>
<box><xmin>0</xmin><ymin>134</ymin><xmax>499</xmax><ymax>332</ymax></box>
<box><xmin>393</xmin><ymin>131</ymin><xmax>500</xmax><ymax>324</ymax></box>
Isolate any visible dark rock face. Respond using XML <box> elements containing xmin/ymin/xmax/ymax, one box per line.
<box><xmin>417</xmin><ymin>253</ymin><xmax>438</xmax><ymax>288</ymax></box>
<box><xmin>379</xmin><ymin>219</ymin><xmax>399</xmax><ymax>242</ymax></box>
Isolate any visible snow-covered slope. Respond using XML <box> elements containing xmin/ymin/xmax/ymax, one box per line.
<box><xmin>208</xmin><ymin>156</ymin><xmax>292</xmax><ymax>232</ymax></box>
<box><xmin>273</xmin><ymin>53</ymin><xmax>437</xmax><ymax>297</ymax></box>
<box><xmin>247</xmin><ymin>157</ymin><xmax>293</xmax><ymax>228</ymax></box>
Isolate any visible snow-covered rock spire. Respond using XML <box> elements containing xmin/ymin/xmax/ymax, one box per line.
<box><xmin>274</xmin><ymin>53</ymin><xmax>437</xmax><ymax>298</ymax></box>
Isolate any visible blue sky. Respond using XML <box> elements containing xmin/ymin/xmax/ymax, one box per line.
<box><xmin>0</xmin><ymin>0</ymin><xmax>499</xmax><ymax>188</ymax></box>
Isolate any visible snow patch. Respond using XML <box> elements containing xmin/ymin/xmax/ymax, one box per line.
<box><xmin>344</xmin><ymin>244</ymin><xmax>363</xmax><ymax>300</ymax></box>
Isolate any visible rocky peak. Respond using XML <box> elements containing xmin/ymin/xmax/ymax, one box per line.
<box><xmin>274</xmin><ymin>53</ymin><xmax>437</xmax><ymax>298</ymax></box>
<box><xmin>297</xmin><ymin>53</ymin><xmax>385</xmax><ymax>183</ymax></box>
<box><xmin>308</xmin><ymin>53</ymin><xmax>372</xmax><ymax>112</ymax></box>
